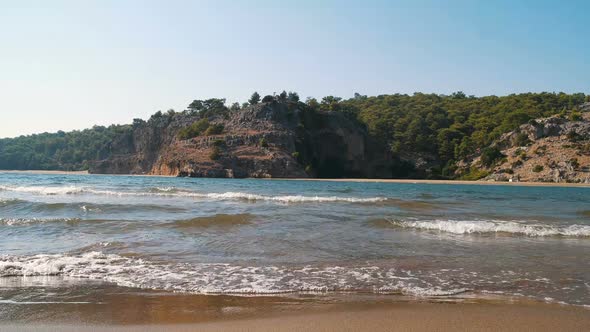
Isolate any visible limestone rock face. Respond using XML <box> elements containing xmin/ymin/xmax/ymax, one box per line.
<box><xmin>89</xmin><ymin>102</ymin><xmax>393</xmax><ymax>178</ymax></box>
<box><xmin>466</xmin><ymin>110</ymin><xmax>590</xmax><ymax>183</ymax></box>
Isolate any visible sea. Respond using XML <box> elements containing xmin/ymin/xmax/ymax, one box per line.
<box><xmin>0</xmin><ymin>172</ymin><xmax>589</xmax><ymax>316</ymax></box>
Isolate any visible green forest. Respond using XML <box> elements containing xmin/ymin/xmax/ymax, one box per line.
<box><xmin>0</xmin><ymin>92</ymin><xmax>588</xmax><ymax>175</ymax></box>
<box><xmin>338</xmin><ymin>92</ymin><xmax>588</xmax><ymax>176</ymax></box>
<box><xmin>0</xmin><ymin>125</ymin><xmax>133</xmax><ymax>170</ymax></box>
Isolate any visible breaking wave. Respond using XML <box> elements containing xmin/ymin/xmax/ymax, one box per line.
<box><xmin>202</xmin><ymin>192</ymin><xmax>387</xmax><ymax>203</ymax></box>
<box><xmin>0</xmin><ymin>185</ymin><xmax>386</xmax><ymax>203</ymax></box>
<box><xmin>0</xmin><ymin>185</ymin><xmax>85</xmax><ymax>195</ymax></box>
<box><xmin>0</xmin><ymin>217</ymin><xmax>83</xmax><ymax>226</ymax></box>
<box><xmin>382</xmin><ymin>218</ymin><xmax>590</xmax><ymax>237</ymax></box>
<box><xmin>0</xmin><ymin>252</ymin><xmax>467</xmax><ymax>297</ymax></box>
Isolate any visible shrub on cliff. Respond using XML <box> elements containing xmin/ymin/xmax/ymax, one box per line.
<box><xmin>533</xmin><ymin>165</ymin><xmax>544</xmax><ymax>172</ymax></box>
<box><xmin>534</xmin><ymin>145</ymin><xmax>547</xmax><ymax>155</ymax></box>
<box><xmin>569</xmin><ymin>158</ymin><xmax>580</xmax><ymax>169</ymax></box>
<box><xmin>178</xmin><ymin>119</ymin><xmax>210</xmax><ymax>140</ymax></box>
<box><xmin>567</xmin><ymin>130</ymin><xmax>584</xmax><ymax>142</ymax></box>
<box><xmin>209</xmin><ymin>146</ymin><xmax>221</xmax><ymax>160</ymax></box>
<box><xmin>502</xmin><ymin>168</ymin><xmax>514</xmax><ymax>174</ymax></box>
<box><xmin>570</xmin><ymin>112</ymin><xmax>582</xmax><ymax>121</ymax></box>
<box><xmin>515</xmin><ymin>133</ymin><xmax>531</xmax><ymax>146</ymax></box>
<box><xmin>480</xmin><ymin>147</ymin><xmax>504</xmax><ymax>167</ymax></box>
<box><xmin>460</xmin><ymin>167</ymin><xmax>490</xmax><ymax>180</ymax></box>
<box><xmin>205</xmin><ymin>124</ymin><xmax>224</xmax><ymax>136</ymax></box>
<box><xmin>212</xmin><ymin>139</ymin><xmax>225</xmax><ymax>147</ymax></box>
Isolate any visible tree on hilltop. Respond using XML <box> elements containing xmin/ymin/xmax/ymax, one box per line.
<box><xmin>288</xmin><ymin>91</ymin><xmax>300</xmax><ymax>103</ymax></box>
<box><xmin>249</xmin><ymin>92</ymin><xmax>261</xmax><ymax>105</ymax></box>
<box><xmin>278</xmin><ymin>90</ymin><xmax>288</xmax><ymax>102</ymax></box>
<box><xmin>262</xmin><ymin>95</ymin><xmax>275</xmax><ymax>103</ymax></box>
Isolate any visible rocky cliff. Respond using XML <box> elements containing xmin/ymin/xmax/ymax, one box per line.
<box><xmin>461</xmin><ymin>107</ymin><xmax>590</xmax><ymax>183</ymax></box>
<box><xmin>89</xmin><ymin>101</ymin><xmax>393</xmax><ymax>178</ymax></box>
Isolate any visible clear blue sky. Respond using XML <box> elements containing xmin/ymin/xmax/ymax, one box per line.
<box><xmin>1</xmin><ymin>0</ymin><xmax>589</xmax><ymax>138</ymax></box>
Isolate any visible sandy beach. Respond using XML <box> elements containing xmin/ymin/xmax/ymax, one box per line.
<box><xmin>2</xmin><ymin>300</ymin><xmax>589</xmax><ymax>332</ymax></box>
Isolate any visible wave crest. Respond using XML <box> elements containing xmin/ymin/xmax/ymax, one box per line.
<box><xmin>384</xmin><ymin>218</ymin><xmax>590</xmax><ymax>237</ymax></box>
<box><xmin>0</xmin><ymin>185</ymin><xmax>386</xmax><ymax>203</ymax></box>
<box><xmin>203</xmin><ymin>192</ymin><xmax>387</xmax><ymax>203</ymax></box>
<box><xmin>0</xmin><ymin>218</ymin><xmax>82</xmax><ymax>226</ymax></box>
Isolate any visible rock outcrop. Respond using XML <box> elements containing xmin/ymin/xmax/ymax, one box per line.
<box><xmin>89</xmin><ymin>101</ymin><xmax>393</xmax><ymax>178</ymax></box>
<box><xmin>463</xmin><ymin>110</ymin><xmax>590</xmax><ymax>183</ymax></box>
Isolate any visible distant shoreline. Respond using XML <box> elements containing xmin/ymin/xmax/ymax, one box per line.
<box><xmin>281</xmin><ymin>178</ymin><xmax>590</xmax><ymax>187</ymax></box>
<box><xmin>1</xmin><ymin>170</ymin><xmax>589</xmax><ymax>187</ymax></box>
<box><xmin>0</xmin><ymin>170</ymin><xmax>89</xmax><ymax>175</ymax></box>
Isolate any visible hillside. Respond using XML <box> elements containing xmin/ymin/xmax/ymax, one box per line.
<box><xmin>90</xmin><ymin>101</ymin><xmax>391</xmax><ymax>178</ymax></box>
<box><xmin>1</xmin><ymin>92</ymin><xmax>589</xmax><ymax>180</ymax></box>
<box><xmin>460</xmin><ymin>104</ymin><xmax>590</xmax><ymax>183</ymax></box>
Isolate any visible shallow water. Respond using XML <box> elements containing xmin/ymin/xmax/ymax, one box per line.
<box><xmin>0</xmin><ymin>172</ymin><xmax>589</xmax><ymax>309</ymax></box>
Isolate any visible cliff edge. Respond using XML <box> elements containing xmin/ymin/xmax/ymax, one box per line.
<box><xmin>89</xmin><ymin>101</ymin><xmax>392</xmax><ymax>178</ymax></box>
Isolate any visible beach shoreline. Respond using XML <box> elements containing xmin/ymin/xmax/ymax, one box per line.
<box><xmin>281</xmin><ymin>177</ymin><xmax>590</xmax><ymax>187</ymax></box>
<box><xmin>1</xmin><ymin>171</ymin><xmax>589</xmax><ymax>331</ymax></box>
<box><xmin>2</xmin><ymin>299</ymin><xmax>589</xmax><ymax>332</ymax></box>
<box><xmin>0</xmin><ymin>169</ymin><xmax>90</xmax><ymax>175</ymax></box>
<box><xmin>1</xmin><ymin>169</ymin><xmax>589</xmax><ymax>187</ymax></box>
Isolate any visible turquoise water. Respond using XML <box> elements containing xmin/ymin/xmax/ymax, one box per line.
<box><xmin>0</xmin><ymin>172</ymin><xmax>589</xmax><ymax>306</ymax></box>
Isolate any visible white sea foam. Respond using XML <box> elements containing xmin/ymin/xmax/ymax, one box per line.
<box><xmin>203</xmin><ymin>192</ymin><xmax>387</xmax><ymax>203</ymax></box>
<box><xmin>0</xmin><ymin>218</ymin><xmax>80</xmax><ymax>226</ymax></box>
<box><xmin>386</xmin><ymin>219</ymin><xmax>590</xmax><ymax>237</ymax></box>
<box><xmin>1</xmin><ymin>252</ymin><xmax>586</xmax><ymax>305</ymax></box>
<box><xmin>0</xmin><ymin>185</ymin><xmax>85</xmax><ymax>195</ymax></box>
<box><xmin>0</xmin><ymin>252</ymin><xmax>465</xmax><ymax>297</ymax></box>
<box><xmin>0</xmin><ymin>185</ymin><xmax>386</xmax><ymax>203</ymax></box>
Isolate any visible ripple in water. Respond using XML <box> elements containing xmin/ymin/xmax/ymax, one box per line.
<box><xmin>169</xmin><ymin>213</ymin><xmax>255</xmax><ymax>229</ymax></box>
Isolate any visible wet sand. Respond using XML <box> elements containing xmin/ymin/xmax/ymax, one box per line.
<box><xmin>0</xmin><ymin>286</ymin><xmax>588</xmax><ymax>331</ymax></box>
<box><xmin>2</xmin><ymin>300</ymin><xmax>589</xmax><ymax>332</ymax></box>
